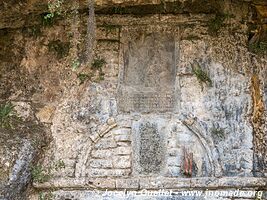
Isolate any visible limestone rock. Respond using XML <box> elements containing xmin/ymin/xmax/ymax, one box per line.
<box><xmin>36</xmin><ymin>106</ymin><xmax>55</xmax><ymax>123</ymax></box>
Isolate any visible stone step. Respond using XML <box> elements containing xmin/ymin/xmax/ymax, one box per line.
<box><xmin>31</xmin><ymin>177</ymin><xmax>266</xmax><ymax>199</ymax></box>
<box><xmin>34</xmin><ymin>177</ymin><xmax>266</xmax><ymax>190</ymax></box>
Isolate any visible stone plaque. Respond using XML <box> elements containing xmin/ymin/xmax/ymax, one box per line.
<box><xmin>139</xmin><ymin>122</ymin><xmax>163</xmax><ymax>174</ymax></box>
<box><xmin>133</xmin><ymin>120</ymin><xmax>166</xmax><ymax>175</ymax></box>
<box><xmin>118</xmin><ymin>28</ymin><xmax>177</xmax><ymax>113</ymax></box>
<box><xmin>119</xmin><ymin>91</ymin><xmax>175</xmax><ymax>112</ymax></box>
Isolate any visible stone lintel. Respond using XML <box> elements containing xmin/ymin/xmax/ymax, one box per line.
<box><xmin>34</xmin><ymin>177</ymin><xmax>267</xmax><ymax>190</ymax></box>
<box><xmin>96</xmin><ymin>14</ymin><xmax>212</xmax><ymax>26</ymax></box>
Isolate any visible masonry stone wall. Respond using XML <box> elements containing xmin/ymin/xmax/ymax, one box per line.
<box><xmin>0</xmin><ymin>1</ymin><xmax>266</xmax><ymax>199</ymax></box>
<box><xmin>30</xmin><ymin>13</ymin><xmax>267</xmax><ymax>200</ymax></box>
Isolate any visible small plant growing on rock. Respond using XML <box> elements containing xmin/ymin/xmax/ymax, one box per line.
<box><xmin>73</xmin><ymin>57</ymin><xmax>107</xmax><ymax>84</ymax></box>
<box><xmin>99</xmin><ymin>71</ymin><xmax>105</xmax><ymax>81</ymax></box>
<box><xmin>0</xmin><ymin>102</ymin><xmax>18</xmax><ymax>129</ymax></box>
<box><xmin>47</xmin><ymin>0</ymin><xmax>64</xmax><ymax>15</ymax></box>
<box><xmin>42</xmin><ymin>13</ymin><xmax>55</xmax><ymax>26</ymax></box>
<box><xmin>31</xmin><ymin>160</ymin><xmax>65</xmax><ymax>183</ymax></box>
<box><xmin>38</xmin><ymin>191</ymin><xmax>54</xmax><ymax>200</ymax></box>
<box><xmin>71</xmin><ymin>58</ymin><xmax>81</xmax><ymax>71</ymax></box>
<box><xmin>54</xmin><ymin>159</ymin><xmax>65</xmax><ymax>171</ymax></box>
<box><xmin>211</xmin><ymin>126</ymin><xmax>225</xmax><ymax>139</ymax></box>
<box><xmin>90</xmin><ymin>57</ymin><xmax>106</xmax><ymax>82</ymax></box>
<box><xmin>43</xmin><ymin>0</ymin><xmax>64</xmax><ymax>26</ymax></box>
<box><xmin>192</xmin><ymin>62</ymin><xmax>212</xmax><ymax>89</ymax></box>
<box><xmin>31</xmin><ymin>165</ymin><xmax>51</xmax><ymax>183</ymax></box>
<box><xmin>91</xmin><ymin>57</ymin><xmax>106</xmax><ymax>70</ymax></box>
<box><xmin>77</xmin><ymin>73</ymin><xmax>92</xmax><ymax>85</ymax></box>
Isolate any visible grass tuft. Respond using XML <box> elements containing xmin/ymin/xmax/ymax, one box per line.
<box><xmin>91</xmin><ymin>57</ymin><xmax>106</xmax><ymax>70</ymax></box>
<box><xmin>0</xmin><ymin>102</ymin><xmax>16</xmax><ymax>129</ymax></box>
<box><xmin>192</xmin><ymin>62</ymin><xmax>212</xmax><ymax>88</ymax></box>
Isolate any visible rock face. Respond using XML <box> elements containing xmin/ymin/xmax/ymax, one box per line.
<box><xmin>0</xmin><ymin>0</ymin><xmax>266</xmax><ymax>200</ymax></box>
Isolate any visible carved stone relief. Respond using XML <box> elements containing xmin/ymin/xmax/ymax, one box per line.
<box><xmin>118</xmin><ymin>26</ymin><xmax>178</xmax><ymax>113</ymax></box>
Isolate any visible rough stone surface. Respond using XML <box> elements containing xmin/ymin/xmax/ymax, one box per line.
<box><xmin>0</xmin><ymin>0</ymin><xmax>267</xmax><ymax>200</ymax></box>
<box><xmin>29</xmin><ymin>189</ymin><xmax>267</xmax><ymax>200</ymax></box>
<box><xmin>118</xmin><ymin>27</ymin><xmax>177</xmax><ymax>113</ymax></box>
<box><xmin>134</xmin><ymin>120</ymin><xmax>165</xmax><ymax>175</ymax></box>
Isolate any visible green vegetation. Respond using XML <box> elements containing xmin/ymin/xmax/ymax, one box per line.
<box><xmin>208</xmin><ymin>14</ymin><xmax>225</xmax><ymax>35</ymax></box>
<box><xmin>0</xmin><ymin>102</ymin><xmax>17</xmax><ymax>129</ymax></box>
<box><xmin>71</xmin><ymin>58</ymin><xmax>81</xmax><ymax>71</ymax></box>
<box><xmin>99</xmin><ymin>71</ymin><xmax>105</xmax><ymax>80</ymax></box>
<box><xmin>208</xmin><ymin>13</ymin><xmax>234</xmax><ymax>36</ymax></box>
<box><xmin>94</xmin><ymin>72</ymin><xmax>105</xmax><ymax>83</ymax></box>
<box><xmin>31</xmin><ymin>160</ymin><xmax>65</xmax><ymax>183</ymax></box>
<box><xmin>111</xmin><ymin>7</ymin><xmax>128</xmax><ymax>15</ymax></box>
<box><xmin>48</xmin><ymin>40</ymin><xmax>70</xmax><ymax>59</ymax></box>
<box><xmin>31</xmin><ymin>165</ymin><xmax>51</xmax><ymax>183</ymax></box>
<box><xmin>91</xmin><ymin>57</ymin><xmax>106</xmax><ymax>70</ymax></box>
<box><xmin>76</xmin><ymin>57</ymin><xmax>106</xmax><ymax>85</ymax></box>
<box><xmin>211</xmin><ymin>127</ymin><xmax>225</xmax><ymax>139</ymax></box>
<box><xmin>42</xmin><ymin>0</ymin><xmax>64</xmax><ymax>26</ymax></box>
<box><xmin>77</xmin><ymin>73</ymin><xmax>91</xmax><ymax>85</ymax></box>
<box><xmin>72</xmin><ymin>57</ymin><xmax>106</xmax><ymax>84</ymax></box>
<box><xmin>249</xmin><ymin>41</ymin><xmax>267</xmax><ymax>56</ymax></box>
<box><xmin>54</xmin><ymin>159</ymin><xmax>65</xmax><ymax>171</ymax></box>
<box><xmin>38</xmin><ymin>191</ymin><xmax>53</xmax><ymax>200</ymax></box>
<box><xmin>43</xmin><ymin>13</ymin><xmax>54</xmax><ymax>21</ymax></box>
<box><xmin>42</xmin><ymin>12</ymin><xmax>59</xmax><ymax>26</ymax></box>
<box><xmin>90</xmin><ymin>57</ymin><xmax>106</xmax><ymax>82</ymax></box>
<box><xmin>192</xmin><ymin>62</ymin><xmax>212</xmax><ymax>88</ymax></box>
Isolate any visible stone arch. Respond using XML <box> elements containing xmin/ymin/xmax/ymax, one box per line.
<box><xmin>74</xmin><ymin>122</ymin><xmax>117</xmax><ymax>178</ymax></box>
<box><xmin>181</xmin><ymin>116</ymin><xmax>223</xmax><ymax>177</ymax></box>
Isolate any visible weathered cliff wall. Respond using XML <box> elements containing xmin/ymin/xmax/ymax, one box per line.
<box><xmin>0</xmin><ymin>0</ymin><xmax>266</xmax><ymax>200</ymax></box>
